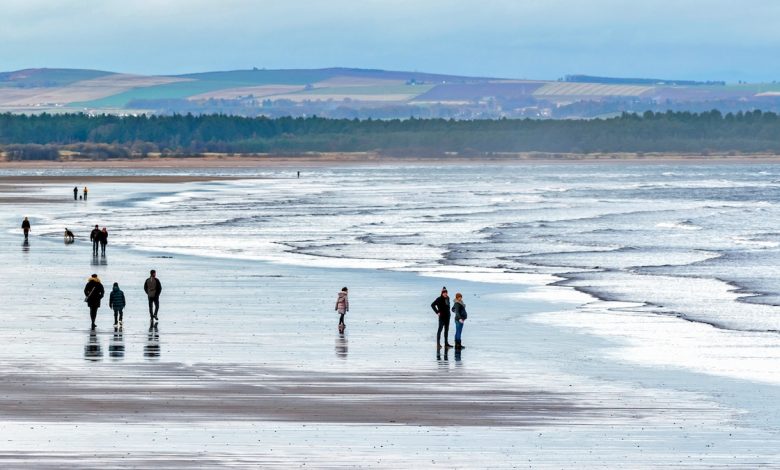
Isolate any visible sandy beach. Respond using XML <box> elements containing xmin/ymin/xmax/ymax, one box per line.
<box><xmin>1</xmin><ymin>170</ymin><xmax>779</xmax><ymax>467</ymax></box>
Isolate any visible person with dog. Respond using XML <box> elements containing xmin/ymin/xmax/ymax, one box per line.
<box><xmin>89</xmin><ymin>225</ymin><xmax>101</xmax><ymax>256</ymax></box>
<box><xmin>144</xmin><ymin>270</ymin><xmax>162</xmax><ymax>323</ymax></box>
<box><xmin>431</xmin><ymin>286</ymin><xmax>453</xmax><ymax>349</ymax></box>
<box><xmin>84</xmin><ymin>274</ymin><xmax>105</xmax><ymax>330</ymax></box>
<box><xmin>108</xmin><ymin>282</ymin><xmax>126</xmax><ymax>328</ymax></box>
<box><xmin>451</xmin><ymin>292</ymin><xmax>468</xmax><ymax>350</ymax></box>
<box><xmin>73</xmin><ymin>186</ymin><xmax>79</xmax><ymax>200</ymax></box>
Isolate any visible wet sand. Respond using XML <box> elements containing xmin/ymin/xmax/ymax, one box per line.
<box><xmin>0</xmin><ymin>181</ymin><xmax>778</xmax><ymax>467</ymax></box>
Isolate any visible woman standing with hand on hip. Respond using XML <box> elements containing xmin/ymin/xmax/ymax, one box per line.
<box><xmin>452</xmin><ymin>292</ymin><xmax>468</xmax><ymax>350</ymax></box>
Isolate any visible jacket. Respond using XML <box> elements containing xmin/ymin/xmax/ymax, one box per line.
<box><xmin>335</xmin><ymin>291</ymin><xmax>349</xmax><ymax>314</ymax></box>
<box><xmin>109</xmin><ymin>286</ymin><xmax>126</xmax><ymax>311</ymax></box>
<box><xmin>100</xmin><ymin>229</ymin><xmax>108</xmax><ymax>244</ymax></box>
<box><xmin>431</xmin><ymin>295</ymin><xmax>450</xmax><ymax>316</ymax></box>
<box><xmin>21</xmin><ymin>220</ymin><xmax>30</xmax><ymax>230</ymax></box>
<box><xmin>144</xmin><ymin>277</ymin><xmax>162</xmax><ymax>299</ymax></box>
<box><xmin>90</xmin><ymin>228</ymin><xmax>101</xmax><ymax>242</ymax></box>
<box><xmin>84</xmin><ymin>278</ymin><xmax>105</xmax><ymax>308</ymax></box>
<box><xmin>452</xmin><ymin>300</ymin><xmax>468</xmax><ymax>322</ymax></box>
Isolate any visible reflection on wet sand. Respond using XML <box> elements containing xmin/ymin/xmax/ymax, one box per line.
<box><xmin>335</xmin><ymin>333</ymin><xmax>348</xmax><ymax>359</ymax></box>
<box><xmin>84</xmin><ymin>330</ymin><xmax>102</xmax><ymax>361</ymax></box>
<box><xmin>109</xmin><ymin>327</ymin><xmax>125</xmax><ymax>360</ymax></box>
<box><xmin>22</xmin><ymin>240</ymin><xmax>29</xmax><ymax>253</ymax></box>
<box><xmin>144</xmin><ymin>325</ymin><xmax>160</xmax><ymax>360</ymax></box>
<box><xmin>90</xmin><ymin>254</ymin><xmax>107</xmax><ymax>266</ymax></box>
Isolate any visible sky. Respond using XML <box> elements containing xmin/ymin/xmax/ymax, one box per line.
<box><xmin>0</xmin><ymin>0</ymin><xmax>778</xmax><ymax>82</ymax></box>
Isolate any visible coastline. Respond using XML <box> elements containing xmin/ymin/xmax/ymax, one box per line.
<box><xmin>2</xmin><ymin>151</ymin><xmax>780</xmax><ymax>171</ymax></box>
<box><xmin>0</xmin><ymin>173</ymin><xmax>778</xmax><ymax>466</ymax></box>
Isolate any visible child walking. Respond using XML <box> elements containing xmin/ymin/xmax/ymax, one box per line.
<box><xmin>335</xmin><ymin>287</ymin><xmax>349</xmax><ymax>332</ymax></box>
<box><xmin>452</xmin><ymin>292</ymin><xmax>468</xmax><ymax>350</ymax></box>
<box><xmin>109</xmin><ymin>282</ymin><xmax>126</xmax><ymax>328</ymax></box>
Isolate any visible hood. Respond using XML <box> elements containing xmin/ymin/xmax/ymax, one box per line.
<box><xmin>112</xmin><ymin>285</ymin><xmax>121</xmax><ymax>292</ymax></box>
<box><xmin>88</xmin><ymin>276</ymin><xmax>102</xmax><ymax>283</ymax></box>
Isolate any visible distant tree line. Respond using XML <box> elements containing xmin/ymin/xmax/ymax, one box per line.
<box><xmin>2</xmin><ymin>110</ymin><xmax>780</xmax><ymax>159</ymax></box>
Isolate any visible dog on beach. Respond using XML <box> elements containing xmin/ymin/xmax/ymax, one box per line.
<box><xmin>64</xmin><ymin>228</ymin><xmax>75</xmax><ymax>243</ymax></box>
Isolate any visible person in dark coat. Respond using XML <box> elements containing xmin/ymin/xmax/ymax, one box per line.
<box><xmin>431</xmin><ymin>286</ymin><xmax>452</xmax><ymax>349</ymax></box>
<box><xmin>451</xmin><ymin>292</ymin><xmax>468</xmax><ymax>350</ymax></box>
<box><xmin>21</xmin><ymin>217</ymin><xmax>31</xmax><ymax>241</ymax></box>
<box><xmin>108</xmin><ymin>282</ymin><xmax>126</xmax><ymax>327</ymax></box>
<box><xmin>89</xmin><ymin>225</ymin><xmax>101</xmax><ymax>256</ymax></box>
<box><xmin>73</xmin><ymin>186</ymin><xmax>78</xmax><ymax>200</ymax></box>
<box><xmin>84</xmin><ymin>274</ymin><xmax>105</xmax><ymax>330</ymax></box>
<box><xmin>99</xmin><ymin>227</ymin><xmax>108</xmax><ymax>256</ymax></box>
<box><xmin>144</xmin><ymin>270</ymin><xmax>162</xmax><ymax>322</ymax></box>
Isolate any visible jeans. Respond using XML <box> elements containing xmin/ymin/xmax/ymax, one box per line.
<box><xmin>113</xmin><ymin>309</ymin><xmax>123</xmax><ymax>324</ymax></box>
<box><xmin>437</xmin><ymin>314</ymin><xmax>450</xmax><ymax>344</ymax></box>
<box><xmin>455</xmin><ymin>320</ymin><xmax>464</xmax><ymax>341</ymax></box>
<box><xmin>338</xmin><ymin>314</ymin><xmax>345</xmax><ymax>325</ymax></box>
<box><xmin>148</xmin><ymin>297</ymin><xmax>159</xmax><ymax>317</ymax></box>
<box><xmin>100</xmin><ymin>242</ymin><xmax>107</xmax><ymax>255</ymax></box>
<box><xmin>92</xmin><ymin>240</ymin><xmax>99</xmax><ymax>255</ymax></box>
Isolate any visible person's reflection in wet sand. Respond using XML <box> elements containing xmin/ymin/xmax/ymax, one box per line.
<box><xmin>144</xmin><ymin>324</ymin><xmax>160</xmax><ymax>360</ymax></box>
<box><xmin>436</xmin><ymin>349</ymin><xmax>449</xmax><ymax>366</ymax></box>
<box><xmin>22</xmin><ymin>240</ymin><xmax>29</xmax><ymax>253</ymax></box>
<box><xmin>109</xmin><ymin>327</ymin><xmax>125</xmax><ymax>360</ymax></box>
<box><xmin>90</xmin><ymin>254</ymin><xmax>108</xmax><ymax>266</ymax></box>
<box><xmin>84</xmin><ymin>330</ymin><xmax>103</xmax><ymax>361</ymax></box>
<box><xmin>454</xmin><ymin>349</ymin><xmax>463</xmax><ymax>365</ymax></box>
<box><xmin>335</xmin><ymin>332</ymin><xmax>348</xmax><ymax>359</ymax></box>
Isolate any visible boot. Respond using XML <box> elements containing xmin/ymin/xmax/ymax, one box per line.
<box><xmin>445</xmin><ymin>342</ymin><xmax>453</xmax><ymax>349</ymax></box>
<box><xmin>454</xmin><ymin>340</ymin><xmax>462</xmax><ymax>350</ymax></box>
<box><xmin>437</xmin><ymin>342</ymin><xmax>442</xmax><ymax>350</ymax></box>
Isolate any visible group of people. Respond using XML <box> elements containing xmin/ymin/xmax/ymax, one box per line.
<box><xmin>89</xmin><ymin>225</ymin><xmax>109</xmax><ymax>255</ymax></box>
<box><xmin>334</xmin><ymin>285</ymin><xmax>470</xmax><ymax>350</ymax></box>
<box><xmin>431</xmin><ymin>287</ymin><xmax>468</xmax><ymax>350</ymax></box>
<box><xmin>73</xmin><ymin>186</ymin><xmax>88</xmax><ymax>201</ymax></box>
<box><xmin>84</xmin><ymin>270</ymin><xmax>162</xmax><ymax>329</ymax></box>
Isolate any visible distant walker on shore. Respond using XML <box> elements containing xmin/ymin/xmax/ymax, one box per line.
<box><xmin>144</xmin><ymin>270</ymin><xmax>162</xmax><ymax>324</ymax></box>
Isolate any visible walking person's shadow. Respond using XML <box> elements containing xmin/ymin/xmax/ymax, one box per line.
<box><xmin>84</xmin><ymin>330</ymin><xmax>103</xmax><ymax>361</ymax></box>
<box><xmin>144</xmin><ymin>324</ymin><xmax>160</xmax><ymax>360</ymax></box>
<box><xmin>335</xmin><ymin>332</ymin><xmax>348</xmax><ymax>359</ymax></box>
<box><xmin>109</xmin><ymin>327</ymin><xmax>125</xmax><ymax>360</ymax></box>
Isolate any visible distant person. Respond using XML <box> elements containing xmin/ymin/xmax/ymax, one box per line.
<box><xmin>297</xmin><ymin>171</ymin><xmax>301</xmax><ymax>179</ymax></box>
<box><xmin>108</xmin><ymin>282</ymin><xmax>126</xmax><ymax>328</ymax></box>
<box><xmin>144</xmin><ymin>270</ymin><xmax>162</xmax><ymax>323</ymax></box>
<box><xmin>335</xmin><ymin>287</ymin><xmax>349</xmax><ymax>331</ymax></box>
<box><xmin>21</xmin><ymin>217</ymin><xmax>31</xmax><ymax>241</ymax></box>
<box><xmin>431</xmin><ymin>286</ymin><xmax>452</xmax><ymax>349</ymax></box>
<box><xmin>84</xmin><ymin>273</ymin><xmax>105</xmax><ymax>330</ymax></box>
<box><xmin>64</xmin><ymin>228</ymin><xmax>75</xmax><ymax>243</ymax></box>
<box><xmin>73</xmin><ymin>186</ymin><xmax>79</xmax><ymax>200</ymax></box>
<box><xmin>83</xmin><ymin>186</ymin><xmax>89</xmax><ymax>201</ymax></box>
<box><xmin>89</xmin><ymin>225</ymin><xmax>101</xmax><ymax>256</ymax></box>
<box><xmin>451</xmin><ymin>292</ymin><xmax>468</xmax><ymax>350</ymax></box>
<box><xmin>99</xmin><ymin>227</ymin><xmax>108</xmax><ymax>256</ymax></box>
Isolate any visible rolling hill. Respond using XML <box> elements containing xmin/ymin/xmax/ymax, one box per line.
<box><xmin>1</xmin><ymin>67</ymin><xmax>779</xmax><ymax>119</ymax></box>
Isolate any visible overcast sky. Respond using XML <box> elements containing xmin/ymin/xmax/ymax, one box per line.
<box><xmin>0</xmin><ymin>0</ymin><xmax>777</xmax><ymax>82</ymax></box>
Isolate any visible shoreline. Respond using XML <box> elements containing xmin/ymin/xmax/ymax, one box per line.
<box><xmin>2</xmin><ymin>152</ymin><xmax>780</xmax><ymax>170</ymax></box>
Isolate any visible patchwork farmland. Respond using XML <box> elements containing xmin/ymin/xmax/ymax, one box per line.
<box><xmin>1</xmin><ymin>67</ymin><xmax>778</xmax><ymax>118</ymax></box>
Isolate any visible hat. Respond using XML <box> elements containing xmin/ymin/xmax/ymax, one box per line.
<box><xmin>441</xmin><ymin>286</ymin><xmax>448</xmax><ymax>293</ymax></box>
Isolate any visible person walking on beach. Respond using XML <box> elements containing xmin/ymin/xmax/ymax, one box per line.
<box><xmin>431</xmin><ymin>287</ymin><xmax>453</xmax><ymax>349</ymax></box>
<box><xmin>108</xmin><ymin>282</ymin><xmax>126</xmax><ymax>328</ymax></box>
<box><xmin>144</xmin><ymin>270</ymin><xmax>162</xmax><ymax>323</ymax></box>
<box><xmin>84</xmin><ymin>274</ymin><xmax>104</xmax><ymax>330</ymax></box>
<box><xmin>99</xmin><ymin>227</ymin><xmax>108</xmax><ymax>256</ymax></box>
<box><xmin>335</xmin><ymin>287</ymin><xmax>349</xmax><ymax>331</ymax></box>
<box><xmin>73</xmin><ymin>186</ymin><xmax>79</xmax><ymax>200</ymax></box>
<box><xmin>451</xmin><ymin>292</ymin><xmax>468</xmax><ymax>351</ymax></box>
<box><xmin>21</xmin><ymin>217</ymin><xmax>31</xmax><ymax>241</ymax></box>
<box><xmin>83</xmin><ymin>186</ymin><xmax>89</xmax><ymax>201</ymax></box>
<box><xmin>90</xmin><ymin>225</ymin><xmax>101</xmax><ymax>256</ymax></box>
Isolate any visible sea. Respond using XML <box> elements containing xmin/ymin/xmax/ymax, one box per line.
<box><xmin>10</xmin><ymin>162</ymin><xmax>780</xmax><ymax>385</ymax></box>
